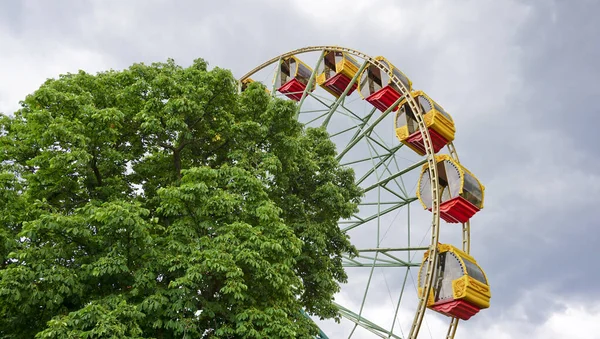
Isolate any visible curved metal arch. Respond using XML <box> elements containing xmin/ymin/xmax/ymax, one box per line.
<box><xmin>240</xmin><ymin>46</ymin><xmax>471</xmax><ymax>339</ymax></box>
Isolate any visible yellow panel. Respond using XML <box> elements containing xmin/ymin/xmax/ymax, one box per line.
<box><xmin>394</xmin><ymin>90</ymin><xmax>455</xmax><ymax>142</ymax></box>
<box><xmin>419</xmin><ymin>244</ymin><xmax>491</xmax><ymax>311</ymax></box>
<box><xmin>424</xmin><ymin>111</ymin><xmax>455</xmax><ymax>142</ymax></box>
<box><xmin>452</xmin><ymin>276</ymin><xmax>491</xmax><ymax>309</ymax></box>
<box><xmin>336</xmin><ymin>53</ymin><xmax>360</xmax><ymax>79</ymax></box>
<box><xmin>395</xmin><ymin>111</ymin><xmax>455</xmax><ymax>144</ymax></box>
<box><xmin>395</xmin><ymin>126</ymin><xmax>410</xmax><ymax>142</ymax></box>
<box><xmin>241</xmin><ymin>77</ymin><xmax>270</xmax><ymax>94</ymax></box>
<box><xmin>412</xmin><ymin>90</ymin><xmax>455</xmax><ymax>141</ymax></box>
<box><xmin>316</xmin><ymin>73</ymin><xmax>327</xmax><ymax>86</ymax></box>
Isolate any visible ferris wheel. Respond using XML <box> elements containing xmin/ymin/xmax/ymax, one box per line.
<box><xmin>238</xmin><ymin>46</ymin><xmax>490</xmax><ymax>339</ymax></box>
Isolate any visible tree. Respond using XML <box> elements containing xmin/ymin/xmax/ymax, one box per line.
<box><xmin>0</xmin><ymin>58</ymin><xmax>361</xmax><ymax>338</ymax></box>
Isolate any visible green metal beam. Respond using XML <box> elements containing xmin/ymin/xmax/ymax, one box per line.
<box><xmin>322</xmin><ymin>60</ymin><xmax>369</xmax><ymax>127</ymax></box>
<box><xmin>355</xmin><ymin>145</ymin><xmax>403</xmax><ymax>185</ymax></box>
<box><xmin>271</xmin><ymin>57</ymin><xmax>282</xmax><ymax>97</ymax></box>
<box><xmin>362</xmin><ymin>160</ymin><xmax>426</xmax><ymax>194</ymax></box>
<box><xmin>336</xmin><ymin>98</ymin><xmax>401</xmax><ymax>161</ymax></box>
<box><xmin>341</xmin><ymin>199</ymin><xmax>417</xmax><ymax>232</ymax></box>
<box><xmin>296</xmin><ymin>50</ymin><xmax>326</xmax><ymax>119</ymax></box>
<box><xmin>342</xmin><ymin>252</ymin><xmax>418</xmax><ymax>267</ymax></box>
<box><xmin>340</xmin><ymin>145</ymin><xmax>400</xmax><ymax>168</ymax></box>
<box><xmin>300</xmin><ymin>309</ymin><xmax>330</xmax><ymax>339</ymax></box>
<box><xmin>357</xmin><ymin>247</ymin><xmax>428</xmax><ymax>252</ymax></box>
<box><xmin>334</xmin><ymin>302</ymin><xmax>403</xmax><ymax>339</ymax></box>
<box><xmin>348</xmin><ymin>106</ymin><xmax>377</xmax><ymax>143</ymax></box>
<box><xmin>330</xmin><ymin>124</ymin><xmax>360</xmax><ymax>139</ymax></box>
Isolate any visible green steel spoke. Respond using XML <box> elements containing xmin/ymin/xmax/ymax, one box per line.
<box><xmin>366</xmin><ymin>135</ymin><xmax>391</xmax><ymax>153</ymax></box>
<box><xmin>305</xmin><ymin>111</ymin><xmax>332</xmax><ymax>126</ymax></box>
<box><xmin>271</xmin><ymin>57</ymin><xmax>282</xmax><ymax>96</ymax></box>
<box><xmin>347</xmin><ymin>107</ymin><xmax>377</xmax><ymax>144</ymax></box>
<box><xmin>366</xmin><ymin>135</ymin><xmax>414</xmax><ymax>199</ymax></box>
<box><xmin>389</xmin><ymin>267</ymin><xmax>411</xmax><ymax>337</ymax></box>
<box><xmin>343</xmin><ymin>251</ymin><xmax>424</xmax><ymax>267</ymax></box>
<box><xmin>342</xmin><ymin>200</ymin><xmax>416</xmax><ymax>232</ymax></box>
<box><xmin>359</xmin><ymin>202</ymin><xmax>401</xmax><ymax>206</ymax></box>
<box><xmin>322</xmin><ymin>60</ymin><xmax>369</xmax><ymax>127</ymax></box>
<box><xmin>298</xmin><ymin>108</ymin><xmax>332</xmax><ymax>114</ymax></box>
<box><xmin>330</xmin><ymin>124</ymin><xmax>360</xmax><ymax>139</ymax></box>
<box><xmin>381</xmin><ymin>184</ymin><xmax>410</xmax><ymax>202</ymax></box>
<box><xmin>347</xmin><ymin>255</ymin><xmax>399</xmax><ymax>266</ymax></box>
<box><xmin>351</xmin><ymin>147</ymin><xmax>383</xmax><ymax>339</ymax></box>
<box><xmin>348</xmin><ymin>250</ymin><xmax>379</xmax><ymax>338</ymax></box>
<box><xmin>336</xmin><ymin>98</ymin><xmax>401</xmax><ymax>161</ymax></box>
<box><xmin>362</xmin><ymin>161</ymin><xmax>426</xmax><ymax>194</ymax></box>
<box><xmin>357</xmin><ymin>247</ymin><xmax>428</xmax><ymax>252</ymax></box>
<box><xmin>407</xmin><ymin>203</ymin><xmax>411</xmax><ymax>262</ymax></box>
<box><xmin>340</xmin><ymin>150</ymin><xmax>395</xmax><ymax>167</ymax></box>
<box><xmin>380</xmin><ymin>252</ymin><xmax>412</xmax><ymax>267</ymax></box>
<box><xmin>341</xmin><ymin>255</ymin><xmax>363</xmax><ymax>266</ymax></box>
<box><xmin>356</xmin><ymin>146</ymin><xmax>403</xmax><ymax>185</ymax></box>
<box><xmin>300</xmin><ymin>309</ymin><xmax>330</xmax><ymax>339</ymax></box>
<box><xmin>363</xmin><ymin>137</ymin><xmax>410</xmax><ymax>200</ymax></box>
<box><xmin>335</xmin><ymin>303</ymin><xmax>403</xmax><ymax>339</ymax></box>
<box><xmin>304</xmin><ymin>92</ymin><xmax>366</xmax><ymax>126</ymax></box>
<box><xmin>349</xmin><ymin>214</ymin><xmax>365</xmax><ymax>222</ymax></box>
<box><xmin>343</xmin><ymin>263</ymin><xmax>416</xmax><ymax>268</ymax></box>
<box><xmin>305</xmin><ymin>93</ymin><xmax>352</xmax><ymax>120</ymax></box>
<box><xmin>296</xmin><ymin>50</ymin><xmax>326</xmax><ymax>118</ymax></box>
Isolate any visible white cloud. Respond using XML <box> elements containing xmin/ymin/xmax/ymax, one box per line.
<box><xmin>0</xmin><ymin>30</ymin><xmax>113</xmax><ymax>114</ymax></box>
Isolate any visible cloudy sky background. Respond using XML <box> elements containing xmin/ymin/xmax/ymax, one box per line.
<box><xmin>1</xmin><ymin>0</ymin><xmax>600</xmax><ymax>338</ymax></box>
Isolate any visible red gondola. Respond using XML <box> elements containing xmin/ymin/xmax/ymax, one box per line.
<box><xmin>275</xmin><ymin>56</ymin><xmax>315</xmax><ymax>101</ymax></box>
<box><xmin>358</xmin><ymin>56</ymin><xmax>413</xmax><ymax>112</ymax></box>
<box><xmin>417</xmin><ymin>155</ymin><xmax>485</xmax><ymax>223</ymax></box>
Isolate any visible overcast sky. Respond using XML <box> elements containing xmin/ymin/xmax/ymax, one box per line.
<box><xmin>1</xmin><ymin>0</ymin><xmax>600</xmax><ymax>338</ymax></box>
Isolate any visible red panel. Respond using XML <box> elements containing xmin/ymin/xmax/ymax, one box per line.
<box><xmin>429</xmin><ymin>197</ymin><xmax>480</xmax><ymax>223</ymax></box>
<box><xmin>405</xmin><ymin>128</ymin><xmax>449</xmax><ymax>156</ymax></box>
<box><xmin>431</xmin><ymin>300</ymin><xmax>481</xmax><ymax>320</ymax></box>
<box><xmin>365</xmin><ymin>85</ymin><xmax>402</xmax><ymax>112</ymax></box>
<box><xmin>323</xmin><ymin>73</ymin><xmax>358</xmax><ymax>97</ymax></box>
<box><xmin>278</xmin><ymin>79</ymin><xmax>310</xmax><ymax>101</ymax></box>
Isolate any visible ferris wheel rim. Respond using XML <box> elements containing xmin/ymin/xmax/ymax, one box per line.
<box><xmin>239</xmin><ymin>45</ymin><xmax>471</xmax><ymax>339</ymax></box>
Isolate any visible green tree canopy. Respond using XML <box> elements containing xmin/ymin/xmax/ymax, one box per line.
<box><xmin>0</xmin><ymin>59</ymin><xmax>361</xmax><ymax>338</ymax></box>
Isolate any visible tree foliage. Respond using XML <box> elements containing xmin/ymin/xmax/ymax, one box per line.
<box><xmin>0</xmin><ymin>59</ymin><xmax>361</xmax><ymax>338</ymax></box>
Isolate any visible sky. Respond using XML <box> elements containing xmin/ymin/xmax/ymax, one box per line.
<box><xmin>1</xmin><ymin>0</ymin><xmax>600</xmax><ymax>338</ymax></box>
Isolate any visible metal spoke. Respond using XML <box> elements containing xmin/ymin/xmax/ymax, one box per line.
<box><xmin>335</xmin><ymin>303</ymin><xmax>403</xmax><ymax>339</ymax></box>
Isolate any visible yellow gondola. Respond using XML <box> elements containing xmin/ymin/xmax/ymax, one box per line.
<box><xmin>417</xmin><ymin>155</ymin><xmax>485</xmax><ymax>223</ymax></box>
<box><xmin>240</xmin><ymin>77</ymin><xmax>255</xmax><ymax>91</ymax></box>
<box><xmin>417</xmin><ymin>243</ymin><xmax>491</xmax><ymax>320</ymax></box>
<box><xmin>240</xmin><ymin>78</ymin><xmax>270</xmax><ymax>94</ymax></box>
<box><xmin>275</xmin><ymin>56</ymin><xmax>315</xmax><ymax>101</ymax></box>
<box><xmin>316</xmin><ymin>50</ymin><xmax>361</xmax><ymax>97</ymax></box>
<box><xmin>358</xmin><ymin>56</ymin><xmax>412</xmax><ymax>112</ymax></box>
<box><xmin>394</xmin><ymin>90</ymin><xmax>455</xmax><ymax>155</ymax></box>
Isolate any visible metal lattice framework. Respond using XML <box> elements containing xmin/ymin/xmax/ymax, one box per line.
<box><xmin>239</xmin><ymin>46</ymin><xmax>472</xmax><ymax>339</ymax></box>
